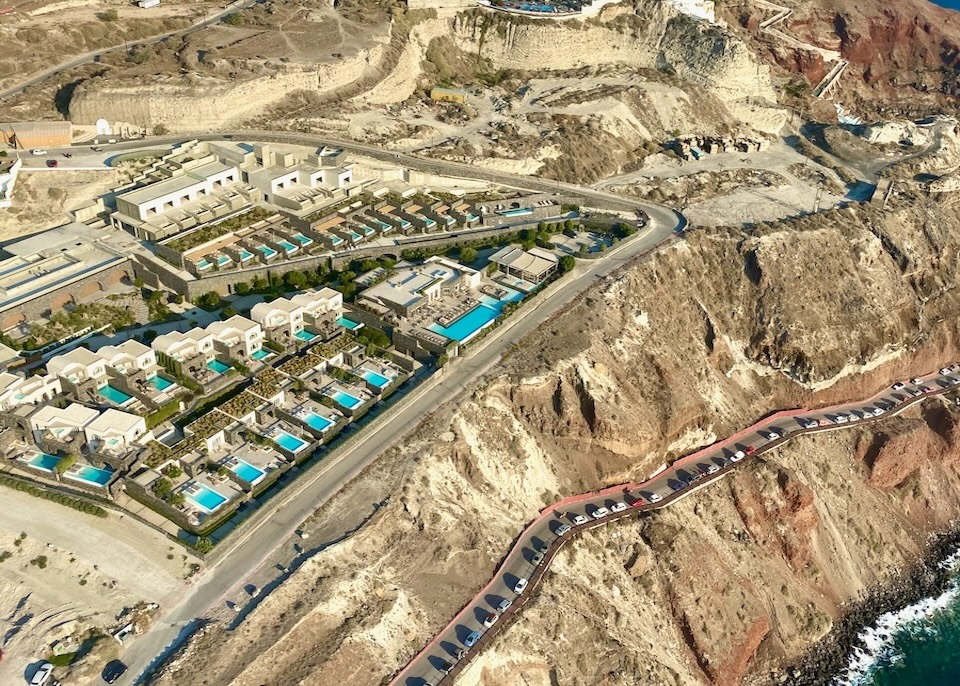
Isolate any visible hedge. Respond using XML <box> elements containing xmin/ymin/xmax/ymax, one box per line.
<box><xmin>0</xmin><ymin>475</ymin><xmax>108</xmax><ymax>517</ymax></box>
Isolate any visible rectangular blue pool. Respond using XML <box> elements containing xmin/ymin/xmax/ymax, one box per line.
<box><xmin>207</xmin><ymin>359</ymin><xmax>231</xmax><ymax>374</ymax></box>
<box><xmin>360</xmin><ymin>369</ymin><xmax>391</xmax><ymax>388</ymax></box>
<box><xmin>256</xmin><ymin>245</ymin><xmax>277</xmax><ymax>258</ymax></box>
<box><xmin>238</xmin><ymin>250</ymin><xmax>254</xmax><ymax>262</ymax></box>
<box><xmin>330</xmin><ymin>390</ymin><xmax>362</xmax><ymax>410</ymax></box>
<box><xmin>22</xmin><ymin>452</ymin><xmax>61</xmax><ymax>472</ymax></box>
<box><xmin>429</xmin><ymin>305</ymin><xmax>500</xmax><ymax>343</ymax></box>
<box><xmin>65</xmin><ymin>464</ymin><xmax>114</xmax><ymax>487</ymax></box>
<box><xmin>303</xmin><ymin>411</ymin><xmax>334</xmax><ymax>432</ymax></box>
<box><xmin>184</xmin><ymin>483</ymin><xmax>228</xmax><ymax>513</ymax></box>
<box><xmin>295</xmin><ymin>330</ymin><xmax>318</xmax><ymax>342</ymax></box>
<box><xmin>292</xmin><ymin>232</ymin><xmax>313</xmax><ymax>246</ymax></box>
<box><xmin>228</xmin><ymin>459</ymin><xmax>266</xmax><ymax>485</ymax></box>
<box><xmin>148</xmin><ymin>374</ymin><xmax>174</xmax><ymax>391</ymax></box>
<box><xmin>195</xmin><ymin>259</ymin><xmax>212</xmax><ymax>271</ymax></box>
<box><xmin>216</xmin><ymin>254</ymin><xmax>231</xmax><ymax>266</ymax></box>
<box><xmin>99</xmin><ymin>384</ymin><xmax>133</xmax><ymax>406</ymax></box>
<box><xmin>251</xmin><ymin>348</ymin><xmax>271</xmax><ymax>361</ymax></box>
<box><xmin>336</xmin><ymin>316</ymin><xmax>363</xmax><ymax>331</ymax></box>
<box><xmin>274</xmin><ymin>430</ymin><xmax>308</xmax><ymax>453</ymax></box>
<box><xmin>278</xmin><ymin>240</ymin><xmax>298</xmax><ymax>253</ymax></box>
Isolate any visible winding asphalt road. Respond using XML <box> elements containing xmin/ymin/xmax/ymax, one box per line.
<box><xmin>392</xmin><ymin>369</ymin><xmax>960</xmax><ymax>686</ymax></box>
<box><xmin>115</xmin><ymin>194</ymin><xmax>683</xmax><ymax>685</ymax></box>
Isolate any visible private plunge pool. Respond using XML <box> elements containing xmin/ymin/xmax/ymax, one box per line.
<box><xmin>302</xmin><ymin>411</ymin><xmax>334</xmax><ymax>433</ymax></box>
<box><xmin>99</xmin><ymin>384</ymin><xmax>134</xmax><ymax>406</ymax></box>
<box><xmin>64</xmin><ymin>464</ymin><xmax>114</xmax><ymax>487</ymax></box>
<box><xmin>226</xmin><ymin>458</ymin><xmax>266</xmax><ymax>486</ymax></box>
<box><xmin>183</xmin><ymin>482</ymin><xmax>228</xmax><ymax>513</ymax></box>
<box><xmin>328</xmin><ymin>389</ymin><xmax>362</xmax><ymax>410</ymax></box>
<box><xmin>148</xmin><ymin>374</ymin><xmax>174</xmax><ymax>391</ymax></box>
<box><xmin>206</xmin><ymin>359</ymin><xmax>232</xmax><ymax>375</ymax></box>
<box><xmin>273</xmin><ymin>430</ymin><xmax>309</xmax><ymax>454</ymax></box>
<box><xmin>360</xmin><ymin>369</ymin><xmax>391</xmax><ymax>388</ymax></box>
<box><xmin>20</xmin><ymin>452</ymin><xmax>61</xmax><ymax>472</ymax></box>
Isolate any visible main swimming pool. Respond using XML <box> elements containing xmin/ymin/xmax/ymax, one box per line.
<box><xmin>185</xmin><ymin>483</ymin><xmax>228</xmax><ymax>513</ymax></box>
<box><xmin>428</xmin><ymin>289</ymin><xmax>523</xmax><ymax>343</ymax></box>
<box><xmin>329</xmin><ymin>390</ymin><xmax>362</xmax><ymax>409</ymax></box>
<box><xmin>65</xmin><ymin>464</ymin><xmax>114</xmax><ymax>487</ymax></box>
<box><xmin>360</xmin><ymin>369</ymin><xmax>391</xmax><ymax>388</ymax></box>
<box><xmin>274</xmin><ymin>430</ymin><xmax>309</xmax><ymax>453</ymax></box>
<box><xmin>228</xmin><ymin>458</ymin><xmax>266</xmax><ymax>485</ymax></box>
<box><xmin>99</xmin><ymin>384</ymin><xmax>133</xmax><ymax>406</ymax></box>
<box><xmin>302</xmin><ymin>411</ymin><xmax>334</xmax><ymax>432</ymax></box>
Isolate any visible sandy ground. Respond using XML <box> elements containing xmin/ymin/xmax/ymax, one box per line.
<box><xmin>0</xmin><ymin>487</ymin><xmax>192</xmax><ymax>684</ymax></box>
<box><xmin>0</xmin><ymin>168</ymin><xmax>122</xmax><ymax>242</ymax></box>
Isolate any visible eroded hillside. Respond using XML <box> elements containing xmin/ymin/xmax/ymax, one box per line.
<box><xmin>151</xmin><ymin>191</ymin><xmax>960</xmax><ymax>686</ymax></box>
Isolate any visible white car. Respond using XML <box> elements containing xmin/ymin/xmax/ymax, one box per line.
<box><xmin>871</xmin><ymin>407</ymin><xmax>884</xmax><ymax>416</ymax></box>
<box><xmin>892</xmin><ymin>382</ymin><xmax>905</xmax><ymax>390</ymax></box>
<box><xmin>572</xmin><ymin>514</ymin><xmax>588</xmax><ymax>526</ymax></box>
<box><xmin>940</xmin><ymin>367</ymin><xmax>952</xmax><ymax>375</ymax></box>
<box><xmin>730</xmin><ymin>450</ymin><xmax>746</xmax><ymax>462</ymax></box>
<box><xmin>30</xmin><ymin>149</ymin><xmax>47</xmax><ymax>156</ymax></box>
<box><xmin>590</xmin><ymin>506</ymin><xmax>611</xmax><ymax>519</ymax></box>
<box><xmin>483</xmin><ymin>612</ymin><xmax>499</xmax><ymax>627</ymax></box>
<box><xmin>610</xmin><ymin>501</ymin><xmax>628</xmax><ymax>513</ymax></box>
<box><xmin>835</xmin><ymin>414</ymin><xmax>849</xmax><ymax>423</ymax></box>
<box><xmin>555</xmin><ymin>523</ymin><xmax>572</xmax><ymax>535</ymax></box>
<box><xmin>767</xmin><ymin>430</ymin><xmax>782</xmax><ymax>440</ymax></box>
<box><xmin>705</xmin><ymin>464</ymin><xmax>720</xmax><ymax>474</ymax></box>
<box><xmin>514</xmin><ymin>577</ymin><xmax>528</xmax><ymax>594</ymax></box>
<box><xmin>911</xmin><ymin>377</ymin><xmax>923</xmax><ymax>384</ymax></box>
<box><xmin>31</xmin><ymin>663</ymin><xmax>54</xmax><ymax>686</ymax></box>
<box><xmin>648</xmin><ymin>492</ymin><xmax>663</xmax><ymax>503</ymax></box>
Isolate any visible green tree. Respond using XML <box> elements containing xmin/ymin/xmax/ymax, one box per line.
<box><xmin>459</xmin><ymin>247</ymin><xmax>478</xmax><ymax>264</ymax></box>
<box><xmin>558</xmin><ymin>255</ymin><xmax>576</xmax><ymax>274</ymax></box>
<box><xmin>152</xmin><ymin>477</ymin><xmax>173</xmax><ymax>499</ymax></box>
<box><xmin>284</xmin><ymin>270</ymin><xmax>307</xmax><ymax>289</ymax></box>
<box><xmin>220</xmin><ymin>306</ymin><xmax>237</xmax><ymax>320</ymax></box>
<box><xmin>359</xmin><ymin>328</ymin><xmax>391</xmax><ymax>349</ymax></box>
<box><xmin>54</xmin><ymin>454</ymin><xmax>77</xmax><ymax>475</ymax></box>
<box><xmin>221</xmin><ymin>12</ymin><xmax>243</xmax><ymax>25</ymax></box>
<box><xmin>167</xmin><ymin>492</ymin><xmax>186</xmax><ymax>507</ymax></box>
<box><xmin>195</xmin><ymin>291</ymin><xmax>221</xmax><ymax>311</ymax></box>
<box><xmin>162</xmin><ymin>464</ymin><xmax>183</xmax><ymax>479</ymax></box>
<box><xmin>194</xmin><ymin>537</ymin><xmax>214</xmax><ymax>553</ymax></box>
<box><xmin>269</xmin><ymin>273</ymin><xmax>283</xmax><ymax>288</ymax></box>
<box><xmin>234</xmin><ymin>282</ymin><xmax>250</xmax><ymax>295</ymax></box>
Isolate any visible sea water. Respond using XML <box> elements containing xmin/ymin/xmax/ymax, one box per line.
<box><xmin>929</xmin><ymin>1</ymin><xmax>960</xmax><ymax>10</ymax></box>
<box><xmin>834</xmin><ymin>552</ymin><xmax>960</xmax><ymax>686</ymax></box>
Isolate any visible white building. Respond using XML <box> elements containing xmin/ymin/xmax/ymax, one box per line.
<box><xmin>29</xmin><ymin>402</ymin><xmax>99</xmax><ymax>443</ymax></box>
<box><xmin>251</xmin><ymin>287</ymin><xmax>343</xmax><ymax>337</ymax></box>
<box><xmin>358</xmin><ymin>257</ymin><xmax>481</xmax><ymax>316</ymax></box>
<box><xmin>84</xmin><ymin>408</ymin><xmax>148</xmax><ymax>453</ymax></box>
<box><xmin>291</xmin><ymin>287</ymin><xmax>343</xmax><ymax>319</ymax></box>
<box><xmin>152</xmin><ymin>328</ymin><xmax>216</xmax><ymax>363</ymax></box>
<box><xmin>93</xmin><ymin>340</ymin><xmax>158</xmax><ymax>376</ymax></box>
<box><xmin>115</xmin><ymin>161</ymin><xmax>241</xmax><ymax>224</ymax></box>
<box><xmin>206</xmin><ymin>315</ymin><xmax>264</xmax><ymax>358</ymax></box>
<box><xmin>47</xmin><ymin>347</ymin><xmax>108</xmax><ymax>385</ymax></box>
<box><xmin>0</xmin><ymin>372</ymin><xmax>61</xmax><ymax>411</ymax></box>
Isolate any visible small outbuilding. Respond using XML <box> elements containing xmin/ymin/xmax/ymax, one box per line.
<box><xmin>429</xmin><ymin>87</ymin><xmax>468</xmax><ymax>105</ymax></box>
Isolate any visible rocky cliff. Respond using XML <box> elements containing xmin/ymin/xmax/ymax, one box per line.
<box><xmin>150</xmin><ymin>190</ymin><xmax>960</xmax><ymax>686</ymax></box>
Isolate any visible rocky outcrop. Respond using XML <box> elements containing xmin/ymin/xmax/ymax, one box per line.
<box><xmin>69</xmin><ymin>46</ymin><xmax>384</xmax><ymax>130</ymax></box>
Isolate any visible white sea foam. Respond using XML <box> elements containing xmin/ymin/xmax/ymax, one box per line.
<box><xmin>832</xmin><ymin>551</ymin><xmax>960</xmax><ymax>685</ymax></box>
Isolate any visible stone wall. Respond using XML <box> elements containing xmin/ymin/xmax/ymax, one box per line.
<box><xmin>0</xmin><ymin>261</ymin><xmax>134</xmax><ymax>330</ymax></box>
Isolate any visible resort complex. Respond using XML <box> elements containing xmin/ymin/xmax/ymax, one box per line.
<box><xmin>0</xmin><ymin>130</ymin><xmax>642</xmax><ymax>557</ymax></box>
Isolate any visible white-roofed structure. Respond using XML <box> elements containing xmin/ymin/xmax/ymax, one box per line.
<box><xmin>358</xmin><ymin>257</ymin><xmax>480</xmax><ymax>316</ymax></box>
<box><xmin>0</xmin><ymin>372</ymin><xmax>61</xmax><ymax>411</ymax></box>
<box><xmin>29</xmin><ymin>402</ymin><xmax>99</xmax><ymax>443</ymax></box>
<box><xmin>84</xmin><ymin>408</ymin><xmax>148</xmax><ymax>453</ymax></box>
<box><xmin>489</xmin><ymin>246</ymin><xmax>559</xmax><ymax>284</ymax></box>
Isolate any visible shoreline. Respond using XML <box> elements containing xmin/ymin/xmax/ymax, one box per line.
<box><xmin>775</xmin><ymin>524</ymin><xmax>960</xmax><ymax>686</ymax></box>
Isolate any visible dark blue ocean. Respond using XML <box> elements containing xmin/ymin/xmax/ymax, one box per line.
<box><xmin>930</xmin><ymin>0</ymin><xmax>960</xmax><ymax>9</ymax></box>
<box><xmin>833</xmin><ymin>567</ymin><xmax>960</xmax><ymax>686</ymax></box>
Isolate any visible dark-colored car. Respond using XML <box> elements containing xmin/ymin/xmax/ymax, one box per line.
<box><xmin>46</xmin><ymin>159</ymin><xmax>58</xmax><ymax>168</ymax></box>
<box><xmin>102</xmin><ymin>660</ymin><xmax>127</xmax><ymax>684</ymax></box>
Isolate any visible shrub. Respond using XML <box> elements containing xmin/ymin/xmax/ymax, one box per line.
<box><xmin>220</xmin><ymin>306</ymin><xmax>237</xmax><ymax>319</ymax></box>
<box><xmin>194</xmin><ymin>537</ymin><xmax>214</xmax><ymax>553</ymax></box>
<box><xmin>0</xmin><ymin>475</ymin><xmax>107</xmax><ymax>517</ymax></box>
<box><xmin>153</xmin><ymin>477</ymin><xmax>173</xmax><ymax>499</ymax></box>
<box><xmin>234</xmin><ymin>282</ymin><xmax>250</xmax><ymax>295</ymax></box>
<box><xmin>30</xmin><ymin>555</ymin><xmax>48</xmax><ymax>569</ymax></box>
<box><xmin>222</xmin><ymin>12</ymin><xmax>243</xmax><ymax>25</ymax></box>
<box><xmin>54</xmin><ymin>453</ymin><xmax>77</xmax><ymax>475</ymax></box>
<box><xmin>162</xmin><ymin>464</ymin><xmax>183</xmax><ymax>479</ymax></box>
<box><xmin>97</xmin><ymin>8</ymin><xmax>119</xmax><ymax>21</ymax></box>
<box><xmin>459</xmin><ymin>247</ymin><xmax>477</xmax><ymax>263</ymax></box>
<box><xmin>558</xmin><ymin>255</ymin><xmax>576</xmax><ymax>273</ymax></box>
<box><xmin>195</xmin><ymin>291</ymin><xmax>221</xmax><ymax>311</ymax></box>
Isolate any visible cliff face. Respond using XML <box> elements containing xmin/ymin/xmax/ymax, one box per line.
<box><xmin>151</xmin><ymin>192</ymin><xmax>960</xmax><ymax>686</ymax></box>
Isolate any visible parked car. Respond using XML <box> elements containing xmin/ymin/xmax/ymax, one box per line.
<box><xmin>102</xmin><ymin>660</ymin><xmax>128</xmax><ymax>684</ymax></box>
<box><xmin>30</xmin><ymin>149</ymin><xmax>46</xmax><ymax>156</ymax></box>
<box><xmin>744</xmin><ymin>445</ymin><xmax>756</xmax><ymax>455</ymax></box>
<box><xmin>647</xmin><ymin>492</ymin><xmax>663</xmax><ymax>503</ymax></box>
<box><xmin>571</xmin><ymin>514</ymin><xmax>588</xmax><ymax>526</ymax></box>
<box><xmin>940</xmin><ymin>367</ymin><xmax>953</xmax><ymax>375</ymax></box>
<box><xmin>514</xmin><ymin>577</ymin><xmax>528</xmax><ymax>594</ymax></box>
<box><xmin>704</xmin><ymin>463</ymin><xmax>720</xmax><ymax>475</ymax></box>
<box><xmin>892</xmin><ymin>382</ymin><xmax>905</xmax><ymax>390</ymax></box>
<box><xmin>730</xmin><ymin>450</ymin><xmax>746</xmax><ymax>462</ymax></box>
<box><xmin>911</xmin><ymin>377</ymin><xmax>924</xmax><ymax>384</ymax></box>
<box><xmin>531</xmin><ymin>551</ymin><xmax>544</xmax><ymax>566</ymax></box>
<box><xmin>766</xmin><ymin>430</ymin><xmax>782</xmax><ymax>440</ymax></box>
<box><xmin>482</xmin><ymin>612</ymin><xmax>498</xmax><ymax>628</ymax></box>
<box><xmin>536</xmin><ymin>540</ymin><xmax>549</xmax><ymax>553</ymax></box>
<box><xmin>464</xmin><ymin>630</ymin><xmax>482</xmax><ymax>648</ymax></box>
<box><xmin>920</xmin><ymin>386</ymin><xmax>933</xmax><ymax>393</ymax></box>
<box><xmin>496</xmin><ymin>598</ymin><xmax>513</xmax><ymax>613</ymax></box>
<box><xmin>46</xmin><ymin>159</ymin><xmax>58</xmax><ymax>168</ymax></box>
<box><xmin>590</xmin><ymin>506</ymin><xmax>610</xmax><ymax>519</ymax></box>
<box><xmin>30</xmin><ymin>662</ymin><xmax>53</xmax><ymax>686</ymax></box>
<box><xmin>610</xmin><ymin>501</ymin><xmax>628</xmax><ymax>513</ymax></box>
<box><xmin>555</xmin><ymin>523</ymin><xmax>572</xmax><ymax>536</ymax></box>
<box><xmin>834</xmin><ymin>414</ymin><xmax>849</xmax><ymax>424</ymax></box>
